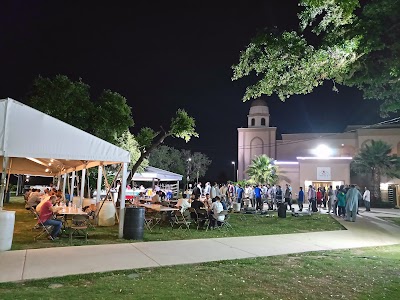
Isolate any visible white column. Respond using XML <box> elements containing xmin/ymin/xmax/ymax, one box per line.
<box><xmin>96</xmin><ymin>165</ymin><xmax>102</xmax><ymax>204</ymax></box>
<box><xmin>118</xmin><ymin>162</ymin><xmax>128</xmax><ymax>239</ymax></box>
<box><xmin>0</xmin><ymin>157</ymin><xmax>9</xmax><ymax>207</ymax></box>
<box><xmin>80</xmin><ymin>169</ymin><xmax>86</xmax><ymax>207</ymax></box>
<box><xmin>62</xmin><ymin>174</ymin><xmax>67</xmax><ymax>200</ymax></box>
<box><xmin>56</xmin><ymin>175</ymin><xmax>61</xmax><ymax>189</ymax></box>
<box><xmin>70</xmin><ymin>171</ymin><xmax>76</xmax><ymax>204</ymax></box>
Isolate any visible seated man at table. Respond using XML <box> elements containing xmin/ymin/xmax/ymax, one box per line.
<box><xmin>190</xmin><ymin>196</ymin><xmax>204</xmax><ymax>220</ymax></box>
<box><xmin>210</xmin><ymin>196</ymin><xmax>225</xmax><ymax>228</ymax></box>
<box><xmin>180</xmin><ymin>196</ymin><xmax>192</xmax><ymax>217</ymax></box>
<box><xmin>25</xmin><ymin>188</ymin><xmax>41</xmax><ymax>211</ymax></box>
<box><xmin>39</xmin><ymin>195</ymin><xmax>63</xmax><ymax>240</ymax></box>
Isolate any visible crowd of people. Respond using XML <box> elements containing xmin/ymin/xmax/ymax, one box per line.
<box><xmin>24</xmin><ymin>185</ymin><xmax>65</xmax><ymax>240</ymax></box>
<box><xmin>186</xmin><ymin>181</ymin><xmax>372</xmax><ymax>223</ymax></box>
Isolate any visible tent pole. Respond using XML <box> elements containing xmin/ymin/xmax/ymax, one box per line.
<box><xmin>71</xmin><ymin>171</ymin><xmax>76</xmax><ymax>205</ymax></box>
<box><xmin>5</xmin><ymin>158</ymin><xmax>12</xmax><ymax>197</ymax></box>
<box><xmin>0</xmin><ymin>156</ymin><xmax>9</xmax><ymax>207</ymax></box>
<box><xmin>62</xmin><ymin>174</ymin><xmax>67</xmax><ymax>201</ymax></box>
<box><xmin>118</xmin><ymin>162</ymin><xmax>128</xmax><ymax>239</ymax></box>
<box><xmin>56</xmin><ymin>175</ymin><xmax>61</xmax><ymax>190</ymax></box>
<box><xmin>80</xmin><ymin>168</ymin><xmax>86</xmax><ymax>208</ymax></box>
<box><xmin>96</xmin><ymin>165</ymin><xmax>102</xmax><ymax>205</ymax></box>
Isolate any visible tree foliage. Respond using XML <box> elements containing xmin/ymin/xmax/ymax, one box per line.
<box><xmin>127</xmin><ymin>109</ymin><xmax>198</xmax><ymax>182</ymax></box>
<box><xmin>233</xmin><ymin>0</ymin><xmax>400</xmax><ymax>115</ymax></box>
<box><xmin>351</xmin><ymin>140</ymin><xmax>400</xmax><ymax>201</ymax></box>
<box><xmin>246</xmin><ymin>155</ymin><xmax>278</xmax><ymax>185</ymax></box>
<box><xmin>115</xmin><ymin>130</ymin><xmax>148</xmax><ymax>173</ymax></box>
<box><xmin>148</xmin><ymin>145</ymin><xmax>186</xmax><ymax>176</ymax></box>
<box><xmin>181</xmin><ymin>149</ymin><xmax>212</xmax><ymax>182</ymax></box>
<box><xmin>27</xmin><ymin>75</ymin><xmax>133</xmax><ymax>144</ymax></box>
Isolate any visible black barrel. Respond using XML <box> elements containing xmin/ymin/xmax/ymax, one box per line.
<box><xmin>123</xmin><ymin>207</ymin><xmax>145</xmax><ymax>240</ymax></box>
<box><xmin>278</xmin><ymin>203</ymin><xmax>287</xmax><ymax>218</ymax></box>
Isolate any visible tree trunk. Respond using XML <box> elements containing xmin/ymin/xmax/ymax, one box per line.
<box><xmin>371</xmin><ymin>168</ymin><xmax>381</xmax><ymax>204</ymax></box>
<box><xmin>126</xmin><ymin>131</ymin><xmax>171</xmax><ymax>184</ymax></box>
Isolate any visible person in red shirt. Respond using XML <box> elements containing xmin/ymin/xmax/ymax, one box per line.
<box><xmin>316</xmin><ymin>188</ymin><xmax>323</xmax><ymax>207</ymax></box>
<box><xmin>39</xmin><ymin>195</ymin><xmax>63</xmax><ymax>240</ymax></box>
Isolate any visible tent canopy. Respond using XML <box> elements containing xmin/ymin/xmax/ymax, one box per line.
<box><xmin>132</xmin><ymin>166</ymin><xmax>182</xmax><ymax>182</ymax></box>
<box><xmin>0</xmin><ymin>98</ymin><xmax>130</xmax><ymax>176</ymax></box>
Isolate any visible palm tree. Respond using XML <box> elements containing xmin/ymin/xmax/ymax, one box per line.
<box><xmin>246</xmin><ymin>155</ymin><xmax>278</xmax><ymax>185</ymax></box>
<box><xmin>351</xmin><ymin>140</ymin><xmax>400</xmax><ymax>202</ymax></box>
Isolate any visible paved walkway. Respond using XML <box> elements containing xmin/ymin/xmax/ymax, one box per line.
<box><xmin>1</xmin><ymin>208</ymin><xmax>400</xmax><ymax>283</ymax></box>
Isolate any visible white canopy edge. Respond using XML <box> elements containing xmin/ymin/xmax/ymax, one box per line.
<box><xmin>0</xmin><ymin>98</ymin><xmax>130</xmax><ymax>176</ymax></box>
<box><xmin>132</xmin><ymin>166</ymin><xmax>182</xmax><ymax>182</ymax></box>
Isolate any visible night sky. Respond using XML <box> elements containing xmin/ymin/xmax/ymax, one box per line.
<box><xmin>0</xmin><ymin>1</ymin><xmax>384</xmax><ymax>181</ymax></box>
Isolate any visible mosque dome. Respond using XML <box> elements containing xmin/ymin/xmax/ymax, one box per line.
<box><xmin>249</xmin><ymin>98</ymin><xmax>269</xmax><ymax>116</ymax></box>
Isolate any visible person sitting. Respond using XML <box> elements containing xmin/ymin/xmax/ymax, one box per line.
<box><xmin>210</xmin><ymin>196</ymin><xmax>224</xmax><ymax>228</ymax></box>
<box><xmin>39</xmin><ymin>195</ymin><xmax>63</xmax><ymax>240</ymax></box>
<box><xmin>203</xmin><ymin>193</ymin><xmax>212</xmax><ymax>211</ymax></box>
<box><xmin>191</xmin><ymin>196</ymin><xmax>205</xmax><ymax>220</ymax></box>
<box><xmin>179</xmin><ymin>196</ymin><xmax>192</xmax><ymax>217</ymax></box>
<box><xmin>25</xmin><ymin>188</ymin><xmax>41</xmax><ymax>210</ymax></box>
<box><xmin>151</xmin><ymin>191</ymin><xmax>161</xmax><ymax>203</ymax></box>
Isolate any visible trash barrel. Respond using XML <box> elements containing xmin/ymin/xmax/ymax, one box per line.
<box><xmin>123</xmin><ymin>207</ymin><xmax>145</xmax><ymax>240</ymax></box>
<box><xmin>0</xmin><ymin>210</ymin><xmax>15</xmax><ymax>251</ymax></box>
<box><xmin>278</xmin><ymin>203</ymin><xmax>287</xmax><ymax>218</ymax></box>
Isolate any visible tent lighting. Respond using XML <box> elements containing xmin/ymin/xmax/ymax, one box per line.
<box><xmin>26</xmin><ymin>157</ymin><xmax>47</xmax><ymax>166</ymax></box>
<box><xmin>45</xmin><ymin>168</ymin><xmax>49</xmax><ymax>172</ymax></box>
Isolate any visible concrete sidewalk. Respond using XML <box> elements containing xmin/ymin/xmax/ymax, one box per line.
<box><xmin>1</xmin><ymin>210</ymin><xmax>400</xmax><ymax>283</ymax></box>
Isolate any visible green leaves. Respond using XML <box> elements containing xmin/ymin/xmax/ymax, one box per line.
<box><xmin>233</xmin><ymin>0</ymin><xmax>400</xmax><ymax>115</ymax></box>
<box><xmin>136</xmin><ymin>127</ymin><xmax>157</xmax><ymax>151</ymax></box>
<box><xmin>246</xmin><ymin>155</ymin><xmax>278</xmax><ymax>185</ymax></box>
<box><xmin>169</xmin><ymin>109</ymin><xmax>199</xmax><ymax>142</ymax></box>
<box><xmin>27</xmin><ymin>75</ymin><xmax>134</xmax><ymax>144</ymax></box>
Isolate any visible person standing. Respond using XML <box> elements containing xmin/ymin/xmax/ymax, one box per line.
<box><xmin>337</xmin><ymin>187</ymin><xmax>346</xmax><ymax>217</ymax></box>
<box><xmin>236</xmin><ymin>185</ymin><xmax>244</xmax><ymax>208</ymax></box>
<box><xmin>298</xmin><ymin>187</ymin><xmax>304</xmax><ymax>211</ymax></box>
<box><xmin>345</xmin><ymin>185</ymin><xmax>361</xmax><ymax>222</ymax></box>
<box><xmin>284</xmin><ymin>184</ymin><xmax>292</xmax><ymax>211</ymax></box>
<box><xmin>308</xmin><ymin>185</ymin><xmax>317</xmax><ymax>212</ymax></box>
<box><xmin>254</xmin><ymin>184</ymin><xmax>263</xmax><ymax>210</ymax></box>
<box><xmin>363</xmin><ymin>187</ymin><xmax>371</xmax><ymax>212</ymax></box>
<box><xmin>327</xmin><ymin>185</ymin><xmax>334</xmax><ymax>214</ymax></box>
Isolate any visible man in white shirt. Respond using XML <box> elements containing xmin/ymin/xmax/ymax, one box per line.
<box><xmin>204</xmin><ymin>182</ymin><xmax>211</xmax><ymax>196</ymax></box>
<box><xmin>210</xmin><ymin>196</ymin><xmax>224</xmax><ymax>228</ymax></box>
<box><xmin>363</xmin><ymin>187</ymin><xmax>371</xmax><ymax>211</ymax></box>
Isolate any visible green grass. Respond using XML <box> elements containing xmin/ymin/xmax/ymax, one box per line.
<box><xmin>1</xmin><ymin>245</ymin><xmax>400</xmax><ymax>299</ymax></box>
<box><xmin>5</xmin><ymin>196</ymin><xmax>344</xmax><ymax>250</ymax></box>
<box><xmin>381</xmin><ymin>217</ymin><xmax>400</xmax><ymax>227</ymax></box>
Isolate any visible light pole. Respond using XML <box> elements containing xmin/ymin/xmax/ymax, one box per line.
<box><xmin>231</xmin><ymin>161</ymin><xmax>236</xmax><ymax>182</ymax></box>
<box><xmin>186</xmin><ymin>158</ymin><xmax>192</xmax><ymax>191</ymax></box>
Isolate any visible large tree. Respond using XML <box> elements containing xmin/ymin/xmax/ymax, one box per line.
<box><xmin>232</xmin><ymin>0</ymin><xmax>400</xmax><ymax>116</ymax></box>
<box><xmin>181</xmin><ymin>149</ymin><xmax>212</xmax><ymax>183</ymax></box>
<box><xmin>27</xmin><ymin>75</ymin><xmax>133</xmax><ymax>144</ymax></box>
<box><xmin>128</xmin><ymin>109</ymin><xmax>198</xmax><ymax>182</ymax></box>
<box><xmin>148</xmin><ymin>145</ymin><xmax>186</xmax><ymax>176</ymax></box>
<box><xmin>246</xmin><ymin>155</ymin><xmax>278</xmax><ymax>185</ymax></box>
<box><xmin>351</xmin><ymin>140</ymin><xmax>400</xmax><ymax>203</ymax></box>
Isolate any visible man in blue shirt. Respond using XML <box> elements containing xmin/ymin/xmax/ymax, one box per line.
<box><xmin>298</xmin><ymin>187</ymin><xmax>304</xmax><ymax>211</ymax></box>
<box><xmin>254</xmin><ymin>185</ymin><xmax>262</xmax><ymax>210</ymax></box>
<box><xmin>237</xmin><ymin>185</ymin><xmax>244</xmax><ymax>208</ymax></box>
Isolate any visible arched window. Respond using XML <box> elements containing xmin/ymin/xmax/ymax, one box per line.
<box><xmin>261</xmin><ymin>118</ymin><xmax>266</xmax><ymax>126</ymax></box>
<box><xmin>251</xmin><ymin>118</ymin><xmax>255</xmax><ymax>126</ymax></box>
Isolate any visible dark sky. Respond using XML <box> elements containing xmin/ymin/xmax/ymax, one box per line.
<box><xmin>0</xmin><ymin>1</ymin><xmax>384</xmax><ymax>181</ymax></box>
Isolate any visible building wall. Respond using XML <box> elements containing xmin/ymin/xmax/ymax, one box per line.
<box><xmin>299</xmin><ymin>159</ymin><xmax>351</xmax><ymax>187</ymax></box>
<box><xmin>237</xmin><ymin>127</ymin><xmax>277</xmax><ymax>180</ymax></box>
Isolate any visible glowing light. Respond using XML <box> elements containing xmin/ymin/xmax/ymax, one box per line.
<box><xmin>45</xmin><ymin>168</ymin><xmax>49</xmax><ymax>172</ymax></box>
<box><xmin>274</xmin><ymin>161</ymin><xmax>299</xmax><ymax>165</ymax></box>
<box><xmin>312</xmin><ymin>144</ymin><xmax>333</xmax><ymax>157</ymax></box>
<box><xmin>297</xmin><ymin>157</ymin><xmax>352</xmax><ymax>160</ymax></box>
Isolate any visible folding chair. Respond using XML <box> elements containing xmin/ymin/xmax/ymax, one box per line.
<box><xmin>171</xmin><ymin>210</ymin><xmax>191</xmax><ymax>230</ymax></box>
<box><xmin>144</xmin><ymin>210</ymin><xmax>155</xmax><ymax>232</ymax></box>
<box><xmin>69</xmin><ymin>215</ymin><xmax>89</xmax><ymax>244</ymax></box>
<box><xmin>215</xmin><ymin>210</ymin><xmax>233</xmax><ymax>230</ymax></box>
<box><xmin>196</xmin><ymin>208</ymin><xmax>210</xmax><ymax>230</ymax></box>
<box><xmin>31</xmin><ymin>208</ymin><xmax>54</xmax><ymax>241</ymax></box>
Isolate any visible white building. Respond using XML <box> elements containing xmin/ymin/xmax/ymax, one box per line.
<box><xmin>237</xmin><ymin>99</ymin><xmax>400</xmax><ymax>206</ymax></box>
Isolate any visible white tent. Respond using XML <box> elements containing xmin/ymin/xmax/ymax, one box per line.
<box><xmin>0</xmin><ymin>98</ymin><xmax>130</xmax><ymax>237</ymax></box>
<box><xmin>132</xmin><ymin>166</ymin><xmax>182</xmax><ymax>182</ymax></box>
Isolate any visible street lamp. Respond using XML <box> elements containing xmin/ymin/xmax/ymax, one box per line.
<box><xmin>186</xmin><ymin>158</ymin><xmax>192</xmax><ymax>191</ymax></box>
<box><xmin>231</xmin><ymin>161</ymin><xmax>236</xmax><ymax>182</ymax></box>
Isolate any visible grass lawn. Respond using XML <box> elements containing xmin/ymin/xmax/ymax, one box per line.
<box><xmin>1</xmin><ymin>245</ymin><xmax>400</xmax><ymax>299</ymax></box>
<box><xmin>5</xmin><ymin>197</ymin><xmax>344</xmax><ymax>250</ymax></box>
<box><xmin>381</xmin><ymin>217</ymin><xmax>400</xmax><ymax>227</ymax></box>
